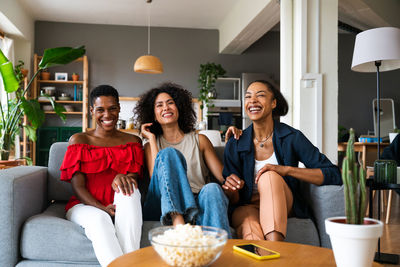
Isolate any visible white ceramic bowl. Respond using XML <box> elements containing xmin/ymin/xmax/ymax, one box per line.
<box><xmin>149</xmin><ymin>225</ymin><xmax>227</xmax><ymax>267</ymax></box>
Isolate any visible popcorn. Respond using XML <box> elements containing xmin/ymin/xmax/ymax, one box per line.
<box><xmin>151</xmin><ymin>224</ymin><xmax>226</xmax><ymax>267</ymax></box>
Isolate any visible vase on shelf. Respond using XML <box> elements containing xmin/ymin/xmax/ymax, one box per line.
<box><xmin>41</xmin><ymin>70</ymin><xmax>50</xmax><ymax>80</ymax></box>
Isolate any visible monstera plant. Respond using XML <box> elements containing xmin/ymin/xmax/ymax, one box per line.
<box><xmin>0</xmin><ymin>46</ymin><xmax>86</xmax><ymax>160</ymax></box>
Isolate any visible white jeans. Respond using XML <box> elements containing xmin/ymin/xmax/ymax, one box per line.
<box><xmin>66</xmin><ymin>190</ymin><xmax>142</xmax><ymax>267</ymax></box>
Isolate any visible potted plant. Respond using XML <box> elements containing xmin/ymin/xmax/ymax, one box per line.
<box><xmin>15</xmin><ymin>60</ymin><xmax>28</xmax><ymax>78</ymax></box>
<box><xmin>198</xmin><ymin>62</ymin><xmax>226</xmax><ymax>110</ymax></box>
<box><xmin>325</xmin><ymin>128</ymin><xmax>383</xmax><ymax>267</ymax></box>
<box><xmin>40</xmin><ymin>69</ymin><xmax>50</xmax><ymax>80</ymax></box>
<box><xmin>72</xmin><ymin>72</ymin><xmax>80</xmax><ymax>81</ymax></box>
<box><xmin>0</xmin><ymin>46</ymin><xmax>86</xmax><ymax>160</ymax></box>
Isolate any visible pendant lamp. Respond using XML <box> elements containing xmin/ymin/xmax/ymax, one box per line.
<box><xmin>134</xmin><ymin>0</ymin><xmax>163</xmax><ymax>74</ymax></box>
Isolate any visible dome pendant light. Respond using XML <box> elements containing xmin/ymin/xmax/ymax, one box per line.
<box><xmin>134</xmin><ymin>0</ymin><xmax>163</xmax><ymax>74</ymax></box>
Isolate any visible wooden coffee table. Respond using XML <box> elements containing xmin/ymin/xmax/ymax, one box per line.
<box><xmin>109</xmin><ymin>239</ymin><xmax>382</xmax><ymax>266</ymax></box>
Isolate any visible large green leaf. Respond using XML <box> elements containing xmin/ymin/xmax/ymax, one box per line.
<box><xmin>0</xmin><ymin>48</ymin><xmax>8</xmax><ymax>64</ymax></box>
<box><xmin>20</xmin><ymin>99</ymin><xmax>45</xmax><ymax>129</ymax></box>
<box><xmin>23</xmin><ymin>125</ymin><xmax>37</xmax><ymax>142</ymax></box>
<box><xmin>39</xmin><ymin>46</ymin><xmax>86</xmax><ymax>69</ymax></box>
<box><xmin>0</xmin><ymin>61</ymin><xmax>19</xmax><ymax>93</ymax></box>
<box><xmin>43</xmin><ymin>95</ymin><xmax>66</xmax><ymax>122</ymax></box>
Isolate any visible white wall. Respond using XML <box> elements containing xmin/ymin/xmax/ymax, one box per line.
<box><xmin>0</xmin><ymin>0</ymin><xmax>34</xmax><ymax>71</ymax></box>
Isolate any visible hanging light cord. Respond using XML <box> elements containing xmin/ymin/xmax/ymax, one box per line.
<box><xmin>147</xmin><ymin>0</ymin><xmax>151</xmax><ymax>55</ymax></box>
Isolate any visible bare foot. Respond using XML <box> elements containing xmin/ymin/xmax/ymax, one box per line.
<box><xmin>171</xmin><ymin>213</ymin><xmax>185</xmax><ymax>226</ymax></box>
<box><xmin>264</xmin><ymin>231</ymin><xmax>284</xmax><ymax>241</ymax></box>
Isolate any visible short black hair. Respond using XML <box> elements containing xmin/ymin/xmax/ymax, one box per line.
<box><xmin>135</xmin><ymin>82</ymin><xmax>196</xmax><ymax>137</ymax></box>
<box><xmin>89</xmin><ymin>85</ymin><xmax>119</xmax><ymax>106</ymax></box>
<box><xmin>248</xmin><ymin>80</ymin><xmax>288</xmax><ymax>118</ymax></box>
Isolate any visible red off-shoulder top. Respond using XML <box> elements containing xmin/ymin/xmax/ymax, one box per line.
<box><xmin>60</xmin><ymin>142</ymin><xmax>144</xmax><ymax>211</ymax></box>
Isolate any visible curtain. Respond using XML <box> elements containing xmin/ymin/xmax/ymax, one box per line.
<box><xmin>0</xmin><ymin>36</ymin><xmax>18</xmax><ymax>158</ymax></box>
<box><xmin>0</xmin><ymin>36</ymin><xmax>15</xmax><ymax>108</ymax></box>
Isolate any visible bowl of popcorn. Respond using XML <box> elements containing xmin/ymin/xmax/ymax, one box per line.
<box><xmin>149</xmin><ymin>224</ymin><xmax>227</xmax><ymax>267</ymax></box>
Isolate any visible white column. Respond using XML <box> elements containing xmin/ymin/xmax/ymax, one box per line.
<box><xmin>280</xmin><ymin>0</ymin><xmax>338</xmax><ymax>163</ymax></box>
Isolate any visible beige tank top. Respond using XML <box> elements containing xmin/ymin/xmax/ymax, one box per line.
<box><xmin>157</xmin><ymin>132</ymin><xmax>209</xmax><ymax>193</ymax></box>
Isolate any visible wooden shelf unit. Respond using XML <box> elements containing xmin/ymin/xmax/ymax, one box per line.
<box><xmin>26</xmin><ymin>53</ymin><xmax>89</xmax><ymax>165</ymax></box>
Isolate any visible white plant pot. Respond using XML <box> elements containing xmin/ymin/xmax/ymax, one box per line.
<box><xmin>325</xmin><ymin>217</ymin><xmax>383</xmax><ymax>267</ymax></box>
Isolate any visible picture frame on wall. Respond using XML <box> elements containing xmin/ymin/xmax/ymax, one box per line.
<box><xmin>55</xmin><ymin>72</ymin><xmax>68</xmax><ymax>81</ymax></box>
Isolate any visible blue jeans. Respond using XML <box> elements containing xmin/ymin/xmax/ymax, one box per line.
<box><xmin>143</xmin><ymin>147</ymin><xmax>232</xmax><ymax>238</ymax></box>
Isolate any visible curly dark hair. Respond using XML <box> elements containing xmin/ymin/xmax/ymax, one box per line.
<box><xmin>89</xmin><ymin>85</ymin><xmax>119</xmax><ymax>106</ymax></box>
<box><xmin>135</xmin><ymin>82</ymin><xmax>196</xmax><ymax>137</ymax></box>
<box><xmin>248</xmin><ymin>80</ymin><xmax>288</xmax><ymax>118</ymax></box>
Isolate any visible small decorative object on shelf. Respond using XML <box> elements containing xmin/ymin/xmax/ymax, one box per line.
<box><xmin>72</xmin><ymin>72</ymin><xmax>79</xmax><ymax>81</ymax></box>
<box><xmin>40</xmin><ymin>69</ymin><xmax>50</xmax><ymax>80</ymax></box>
<box><xmin>55</xmin><ymin>72</ymin><xmax>68</xmax><ymax>81</ymax></box>
<box><xmin>374</xmin><ymin>159</ymin><xmax>397</xmax><ymax>184</ymax></box>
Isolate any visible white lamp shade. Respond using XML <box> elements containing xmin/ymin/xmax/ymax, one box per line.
<box><xmin>351</xmin><ymin>27</ymin><xmax>400</xmax><ymax>72</ymax></box>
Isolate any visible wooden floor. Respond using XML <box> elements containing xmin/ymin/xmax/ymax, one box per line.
<box><xmin>375</xmin><ymin>190</ymin><xmax>400</xmax><ymax>266</ymax></box>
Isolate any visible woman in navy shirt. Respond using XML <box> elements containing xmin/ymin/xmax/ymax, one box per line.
<box><xmin>222</xmin><ymin>80</ymin><xmax>341</xmax><ymax>241</ymax></box>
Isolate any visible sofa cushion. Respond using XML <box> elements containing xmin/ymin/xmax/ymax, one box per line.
<box><xmin>306</xmin><ymin>184</ymin><xmax>345</xmax><ymax>248</ymax></box>
<box><xmin>47</xmin><ymin>142</ymin><xmax>72</xmax><ymax>202</ymax></box>
<box><xmin>20</xmin><ymin>203</ymin><xmax>98</xmax><ymax>263</ymax></box>
<box><xmin>20</xmin><ymin>203</ymin><xmax>166</xmax><ymax>262</ymax></box>
<box><xmin>286</xmin><ymin>217</ymin><xmax>320</xmax><ymax>246</ymax></box>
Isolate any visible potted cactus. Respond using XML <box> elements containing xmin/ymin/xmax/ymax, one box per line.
<box><xmin>325</xmin><ymin>128</ymin><xmax>383</xmax><ymax>267</ymax></box>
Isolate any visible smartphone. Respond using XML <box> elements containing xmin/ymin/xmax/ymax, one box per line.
<box><xmin>233</xmin><ymin>243</ymin><xmax>280</xmax><ymax>260</ymax></box>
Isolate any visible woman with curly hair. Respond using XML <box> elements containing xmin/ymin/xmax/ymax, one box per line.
<box><xmin>135</xmin><ymin>82</ymin><xmax>232</xmax><ymax>237</ymax></box>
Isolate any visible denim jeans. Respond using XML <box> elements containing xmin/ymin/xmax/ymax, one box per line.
<box><xmin>143</xmin><ymin>147</ymin><xmax>232</xmax><ymax>238</ymax></box>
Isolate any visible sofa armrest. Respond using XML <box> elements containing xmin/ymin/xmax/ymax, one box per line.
<box><xmin>304</xmin><ymin>184</ymin><xmax>344</xmax><ymax>248</ymax></box>
<box><xmin>0</xmin><ymin>166</ymin><xmax>47</xmax><ymax>267</ymax></box>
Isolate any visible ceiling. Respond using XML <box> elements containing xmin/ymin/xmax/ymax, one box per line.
<box><xmin>10</xmin><ymin>0</ymin><xmax>400</xmax><ymax>54</ymax></box>
<box><xmin>16</xmin><ymin>0</ymin><xmax>400</xmax><ymax>31</ymax></box>
<box><xmin>16</xmin><ymin>0</ymin><xmax>242</xmax><ymax>30</ymax></box>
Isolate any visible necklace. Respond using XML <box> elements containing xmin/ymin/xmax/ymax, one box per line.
<box><xmin>254</xmin><ymin>131</ymin><xmax>273</xmax><ymax>148</ymax></box>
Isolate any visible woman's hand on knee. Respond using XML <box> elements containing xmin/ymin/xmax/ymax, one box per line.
<box><xmin>222</xmin><ymin>174</ymin><xmax>245</xmax><ymax>192</ymax></box>
<box><xmin>112</xmin><ymin>174</ymin><xmax>138</xmax><ymax>195</ymax></box>
<box><xmin>255</xmin><ymin>164</ymin><xmax>290</xmax><ymax>184</ymax></box>
<box><xmin>103</xmin><ymin>204</ymin><xmax>116</xmax><ymax>217</ymax></box>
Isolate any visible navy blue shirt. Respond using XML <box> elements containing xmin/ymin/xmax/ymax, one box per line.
<box><xmin>223</xmin><ymin>122</ymin><xmax>342</xmax><ymax>218</ymax></box>
<box><xmin>381</xmin><ymin>134</ymin><xmax>400</xmax><ymax>166</ymax></box>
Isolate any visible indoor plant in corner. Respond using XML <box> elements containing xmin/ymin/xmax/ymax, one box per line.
<box><xmin>197</xmin><ymin>62</ymin><xmax>225</xmax><ymax>129</ymax></box>
<box><xmin>325</xmin><ymin>128</ymin><xmax>383</xmax><ymax>267</ymax></box>
<box><xmin>0</xmin><ymin>46</ymin><xmax>85</xmax><ymax>160</ymax></box>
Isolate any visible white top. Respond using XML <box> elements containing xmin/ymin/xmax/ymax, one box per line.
<box><xmin>253</xmin><ymin>152</ymin><xmax>279</xmax><ymax>194</ymax></box>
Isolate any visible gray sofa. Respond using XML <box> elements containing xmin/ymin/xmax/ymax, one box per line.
<box><xmin>0</xmin><ymin>142</ymin><xmax>344</xmax><ymax>267</ymax></box>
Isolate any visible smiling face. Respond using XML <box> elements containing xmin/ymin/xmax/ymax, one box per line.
<box><xmin>244</xmin><ymin>82</ymin><xmax>276</xmax><ymax>122</ymax></box>
<box><xmin>154</xmin><ymin>92</ymin><xmax>179</xmax><ymax>126</ymax></box>
<box><xmin>90</xmin><ymin>95</ymin><xmax>120</xmax><ymax>131</ymax></box>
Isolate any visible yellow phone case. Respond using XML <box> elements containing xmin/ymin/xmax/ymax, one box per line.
<box><xmin>233</xmin><ymin>243</ymin><xmax>280</xmax><ymax>260</ymax></box>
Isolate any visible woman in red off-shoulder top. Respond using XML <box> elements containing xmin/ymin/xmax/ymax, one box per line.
<box><xmin>60</xmin><ymin>85</ymin><xmax>143</xmax><ymax>267</ymax></box>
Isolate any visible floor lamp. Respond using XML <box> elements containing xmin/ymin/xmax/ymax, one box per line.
<box><xmin>351</xmin><ymin>27</ymin><xmax>400</xmax><ymax>264</ymax></box>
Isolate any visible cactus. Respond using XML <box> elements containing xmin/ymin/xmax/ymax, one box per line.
<box><xmin>342</xmin><ymin>128</ymin><xmax>367</xmax><ymax>224</ymax></box>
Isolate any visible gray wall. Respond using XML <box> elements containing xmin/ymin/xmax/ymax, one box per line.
<box><xmin>338</xmin><ymin>33</ymin><xmax>400</xmax><ymax>137</ymax></box>
<box><xmin>34</xmin><ymin>21</ymin><xmax>280</xmax><ymax>98</ymax></box>
<box><xmin>35</xmin><ymin>21</ymin><xmax>400</xmax><ymax>135</ymax></box>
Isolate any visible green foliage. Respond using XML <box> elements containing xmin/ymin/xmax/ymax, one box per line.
<box><xmin>198</xmin><ymin>62</ymin><xmax>226</xmax><ymax>110</ymax></box>
<box><xmin>338</xmin><ymin>125</ymin><xmax>347</xmax><ymax>142</ymax></box>
<box><xmin>342</xmin><ymin>128</ymin><xmax>367</xmax><ymax>224</ymax></box>
<box><xmin>393</xmin><ymin>127</ymin><xmax>400</xmax><ymax>134</ymax></box>
<box><xmin>0</xmin><ymin>46</ymin><xmax>85</xmax><ymax>159</ymax></box>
